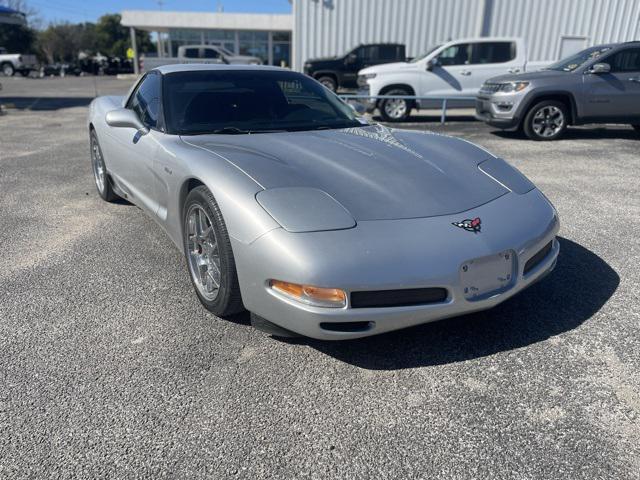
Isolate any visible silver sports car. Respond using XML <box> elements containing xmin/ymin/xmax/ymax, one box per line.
<box><xmin>88</xmin><ymin>64</ymin><xmax>559</xmax><ymax>340</ymax></box>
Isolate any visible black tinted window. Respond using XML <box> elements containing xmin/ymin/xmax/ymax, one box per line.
<box><xmin>163</xmin><ymin>70</ymin><xmax>362</xmax><ymax>135</ymax></box>
<box><xmin>438</xmin><ymin>44</ymin><xmax>470</xmax><ymax>66</ymax></box>
<box><xmin>202</xmin><ymin>48</ymin><xmax>219</xmax><ymax>59</ymax></box>
<box><xmin>379</xmin><ymin>45</ymin><xmax>400</xmax><ymax>60</ymax></box>
<box><xmin>183</xmin><ymin>48</ymin><xmax>199</xmax><ymax>59</ymax></box>
<box><xmin>471</xmin><ymin>42</ymin><xmax>515</xmax><ymax>64</ymax></box>
<box><xmin>128</xmin><ymin>73</ymin><xmax>161</xmax><ymax>128</ymax></box>
<box><xmin>606</xmin><ymin>48</ymin><xmax>640</xmax><ymax>72</ymax></box>
<box><xmin>356</xmin><ymin>46</ymin><xmax>378</xmax><ymax>61</ymax></box>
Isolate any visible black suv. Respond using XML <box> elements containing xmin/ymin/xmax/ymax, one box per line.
<box><xmin>303</xmin><ymin>43</ymin><xmax>406</xmax><ymax>91</ymax></box>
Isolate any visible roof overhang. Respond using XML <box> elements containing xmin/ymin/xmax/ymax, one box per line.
<box><xmin>121</xmin><ymin>10</ymin><xmax>293</xmax><ymax>32</ymax></box>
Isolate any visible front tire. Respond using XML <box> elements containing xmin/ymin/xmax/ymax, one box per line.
<box><xmin>1</xmin><ymin>62</ymin><xmax>14</xmax><ymax>77</ymax></box>
<box><xmin>379</xmin><ymin>88</ymin><xmax>412</xmax><ymax>122</ymax></box>
<box><xmin>317</xmin><ymin>75</ymin><xmax>337</xmax><ymax>92</ymax></box>
<box><xmin>90</xmin><ymin>130</ymin><xmax>118</xmax><ymax>202</ymax></box>
<box><xmin>183</xmin><ymin>186</ymin><xmax>244</xmax><ymax>317</ymax></box>
<box><xmin>523</xmin><ymin>100</ymin><xmax>568</xmax><ymax>141</ymax></box>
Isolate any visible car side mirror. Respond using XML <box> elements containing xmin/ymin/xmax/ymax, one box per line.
<box><xmin>426</xmin><ymin>59</ymin><xmax>438</xmax><ymax>71</ymax></box>
<box><xmin>589</xmin><ymin>63</ymin><xmax>611</xmax><ymax>74</ymax></box>
<box><xmin>105</xmin><ymin>108</ymin><xmax>149</xmax><ymax>134</ymax></box>
<box><xmin>345</xmin><ymin>53</ymin><xmax>357</xmax><ymax>64</ymax></box>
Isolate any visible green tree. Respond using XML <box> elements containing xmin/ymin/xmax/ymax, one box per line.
<box><xmin>0</xmin><ymin>23</ymin><xmax>36</xmax><ymax>53</ymax></box>
<box><xmin>38</xmin><ymin>23</ymin><xmax>81</xmax><ymax>63</ymax></box>
<box><xmin>95</xmin><ymin>13</ymin><xmax>152</xmax><ymax>58</ymax></box>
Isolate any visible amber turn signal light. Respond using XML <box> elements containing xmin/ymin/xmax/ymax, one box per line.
<box><xmin>269</xmin><ymin>280</ymin><xmax>346</xmax><ymax>308</ymax></box>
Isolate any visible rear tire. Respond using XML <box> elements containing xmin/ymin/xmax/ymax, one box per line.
<box><xmin>317</xmin><ymin>75</ymin><xmax>337</xmax><ymax>92</ymax></box>
<box><xmin>523</xmin><ymin>100</ymin><xmax>568</xmax><ymax>141</ymax></box>
<box><xmin>183</xmin><ymin>186</ymin><xmax>245</xmax><ymax>317</ymax></box>
<box><xmin>379</xmin><ymin>88</ymin><xmax>412</xmax><ymax>122</ymax></box>
<box><xmin>90</xmin><ymin>130</ymin><xmax>118</xmax><ymax>202</ymax></box>
<box><xmin>1</xmin><ymin>62</ymin><xmax>14</xmax><ymax>77</ymax></box>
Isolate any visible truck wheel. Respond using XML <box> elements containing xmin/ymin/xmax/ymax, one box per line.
<box><xmin>20</xmin><ymin>70</ymin><xmax>31</xmax><ymax>77</ymax></box>
<box><xmin>1</xmin><ymin>63</ymin><xmax>15</xmax><ymax>77</ymax></box>
<box><xmin>379</xmin><ymin>88</ymin><xmax>412</xmax><ymax>122</ymax></box>
<box><xmin>317</xmin><ymin>75</ymin><xmax>337</xmax><ymax>92</ymax></box>
<box><xmin>90</xmin><ymin>130</ymin><xmax>118</xmax><ymax>202</ymax></box>
<box><xmin>523</xmin><ymin>100</ymin><xmax>568</xmax><ymax>141</ymax></box>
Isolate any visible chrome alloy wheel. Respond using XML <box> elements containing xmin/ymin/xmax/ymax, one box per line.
<box><xmin>90</xmin><ymin>134</ymin><xmax>106</xmax><ymax>194</ymax></box>
<box><xmin>532</xmin><ymin>106</ymin><xmax>564</xmax><ymax>138</ymax></box>
<box><xmin>186</xmin><ymin>205</ymin><xmax>222</xmax><ymax>301</ymax></box>
<box><xmin>384</xmin><ymin>97</ymin><xmax>408</xmax><ymax>120</ymax></box>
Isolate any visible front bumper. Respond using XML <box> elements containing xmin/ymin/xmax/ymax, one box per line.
<box><xmin>475</xmin><ymin>92</ymin><xmax>526</xmax><ymax>129</ymax></box>
<box><xmin>233</xmin><ymin>189</ymin><xmax>559</xmax><ymax>340</ymax></box>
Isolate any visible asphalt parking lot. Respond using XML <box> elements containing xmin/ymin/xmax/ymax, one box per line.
<box><xmin>1</xmin><ymin>76</ymin><xmax>639</xmax><ymax>479</ymax></box>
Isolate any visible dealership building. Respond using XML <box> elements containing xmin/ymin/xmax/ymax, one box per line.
<box><xmin>122</xmin><ymin>0</ymin><xmax>640</xmax><ymax>71</ymax></box>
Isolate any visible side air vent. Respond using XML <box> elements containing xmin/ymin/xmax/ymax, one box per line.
<box><xmin>320</xmin><ymin>321</ymin><xmax>373</xmax><ymax>333</ymax></box>
<box><xmin>523</xmin><ymin>241</ymin><xmax>553</xmax><ymax>275</ymax></box>
<box><xmin>350</xmin><ymin>287</ymin><xmax>448</xmax><ymax>309</ymax></box>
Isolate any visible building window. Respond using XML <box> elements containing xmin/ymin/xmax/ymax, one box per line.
<box><xmin>239</xmin><ymin>31</ymin><xmax>269</xmax><ymax>63</ymax></box>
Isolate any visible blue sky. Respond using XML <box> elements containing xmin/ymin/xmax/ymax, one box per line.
<box><xmin>26</xmin><ymin>0</ymin><xmax>291</xmax><ymax>25</ymax></box>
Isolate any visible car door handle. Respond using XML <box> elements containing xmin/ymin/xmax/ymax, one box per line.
<box><xmin>460</xmin><ymin>70</ymin><xmax>471</xmax><ymax>76</ymax></box>
<box><xmin>508</xmin><ymin>67</ymin><xmax>521</xmax><ymax>74</ymax></box>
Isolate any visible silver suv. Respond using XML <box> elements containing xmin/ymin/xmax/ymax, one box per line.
<box><xmin>476</xmin><ymin>42</ymin><xmax>640</xmax><ymax>140</ymax></box>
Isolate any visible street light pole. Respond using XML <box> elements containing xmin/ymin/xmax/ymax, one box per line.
<box><xmin>130</xmin><ymin>27</ymin><xmax>139</xmax><ymax>75</ymax></box>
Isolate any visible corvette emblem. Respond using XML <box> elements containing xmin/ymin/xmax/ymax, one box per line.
<box><xmin>452</xmin><ymin>217</ymin><xmax>481</xmax><ymax>233</ymax></box>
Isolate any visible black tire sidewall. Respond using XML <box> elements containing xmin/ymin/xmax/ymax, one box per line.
<box><xmin>2</xmin><ymin>63</ymin><xmax>14</xmax><ymax>76</ymax></box>
<box><xmin>524</xmin><ymin>100</ymin><xmax>568</xmax><ymax>141</ymax></box>
<box><xmin>317</xmin><ymin>75</ymin><xmax>337</xmax><ymax>91</ymax></box>
<box><xmin>90</xmin><ymin>130</ymin><xmax>117</xmax><ymax>201</ymax></box>
<box><xmin>379</xmin><ymin>89</ymin><xmax>412</xmax><ymax>122</ymax></box>
<box><xmin>182</xmin><ymin>186</ymin><xmax>243</xmax><ymax>317</ymax></box>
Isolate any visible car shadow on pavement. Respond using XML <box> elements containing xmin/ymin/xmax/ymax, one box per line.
<box><xmin>0</xmin><ymin>96</ymin><xmax>93</xmax><ymax>110</ymax></box>
<box><xmin>492</xmin><ymin>127</ymin><xmax>639</xmax><ymax>141</ymax></box>
<box><xmin>286</xmin><ymin>237</ymin><xmax>619</xmax><ymax>370</ymax></box>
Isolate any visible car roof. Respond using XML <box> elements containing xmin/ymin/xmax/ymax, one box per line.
<box><xmin>154</xmin><ymin>63</ymin><xmax>289</xmax><ymax>74</ymax></box>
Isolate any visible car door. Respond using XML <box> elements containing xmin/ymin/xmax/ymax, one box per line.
<box><xmin>201</xmin><ymin>47</ymin><xmax>224</xmax><ymax>64</ymax></box>
<box><xmin>420</xmin><ymin>42</ymin><xmax>472</xmax><ymax>98</ymax></box>
<box><xmin>465</xmin><ymin>41</ymin><xmax>520</xmax><ymax>94</ymax></box>
<box><xmin>581</xmin><ymin>47</ymin><xmax>640</xmax><ymax>119</ymax></box>
<box><xmin>341</xmin><ymin>46</ymin><xmax>368</xmax><ymax>88</ymax></box>
<box><xmin>107</xmin><ymin>72</ymin><xmax>162</xmax><ymax>215</ymax></box>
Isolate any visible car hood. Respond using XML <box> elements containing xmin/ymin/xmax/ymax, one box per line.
<box><xmin>182</xmin><ymin>125</ymin><xmax>509</xmax><ymax>221</ymax></box>
<box><xmin>489</xmin><ymin>69</ymin><xmax>569</xmax><ymax>83</ymax></box>
<box><xmin>359</xmin><ymin>61</ymin><xmax>416</xmax><ymax>75</ymax></box>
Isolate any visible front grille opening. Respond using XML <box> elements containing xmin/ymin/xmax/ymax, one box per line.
<box><xmin>350</xmin><ymin>287</ymin><xmax>448</xmax><ymax>309</ymax></box>
<box><xmin>524</xmin><ymin>241</ymin><xmax>553</xmax><ymax>275</ymax></box>
<box><xmin>320</xmin><ymin>321</ymin><xmax>373</xmax><ymax>333</ymax></box>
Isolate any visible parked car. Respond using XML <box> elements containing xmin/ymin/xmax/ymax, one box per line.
<box><xmin>0</xmin><ymin>47</ymin><xmax>38</xmax><ymax>76</ymax></box>
<box><xmin>476</xmin><ymin>41</ymin><xmax>640</xmax><ymax>140</ymax></box>
<box><xmin>88</xmin><ymin>64</ymin><xmax>559</xmax><ymax>340</ymax></box>
<box><xmin>357</xmin><ymin>37</ymin><xmax>549</xmax><ymax>121</ymax></box>
<box><xmin>142</xmin><ymin>45</ymin><xmax>262</xmax><ymax>72</ymax></box>
<box><xmin>303</xmin><ymin>43</ymin><xmax>406</xmax><ymax>91</ymax></box>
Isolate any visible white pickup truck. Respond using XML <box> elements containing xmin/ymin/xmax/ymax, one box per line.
<box><xmin>0</xmin><ymin>47</ymin><xmax>38</xmax><ymax>77</ymax></box>
<box><xmin>357</xmin><ymin>37</ymin><xmax>550</xmax><ymax>121</ymax></box>
<box><xmin>142</xmin><ymin>44</ymin><xmax>262</xmax><ymax>72</ymax></box>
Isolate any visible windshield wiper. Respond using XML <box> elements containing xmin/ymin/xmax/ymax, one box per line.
<box><xmin>211</xmin><ymin>126</ymin><xmax>250</xmax><ymax>135</ymax></box>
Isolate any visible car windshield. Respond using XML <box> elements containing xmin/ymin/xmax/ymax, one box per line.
<box><xmin>164</xmin><ymin>70</ymin><xmax>365</xmax><ymax>135</ymax></box>
<box><xmin>547</xmin><ymin>46</ymin><xmax>612</xmax><ymax>72</ymax></box>
<box><xmin>409</xmin><ymin>45</ymin><xmax>441</xmax><ymax>63</ymax></box>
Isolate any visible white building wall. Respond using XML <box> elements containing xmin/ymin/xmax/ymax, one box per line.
<box><xmin>292</xmin><ymin>0</ymin><xmax>640</xmax><ymax>70</ymax></box>
<box><xmin>292</xmin><ymin>0</ymin><xmax>485</xmax><ymax>70</ymax></box>
<box><xmin>488</xmin><ymin>0</ymin><xmax>640</xmax><ymax>60</ymax></box>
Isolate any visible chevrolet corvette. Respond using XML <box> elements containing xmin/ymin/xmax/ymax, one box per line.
<box><xmin>88</xmin><ymin>64</ymin><xmax>559</xmax><ymax>340</ymax></box>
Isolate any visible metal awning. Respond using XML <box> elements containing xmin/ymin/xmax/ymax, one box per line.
<box><xmin>0</xmin><ymin>5</ymin><xmax>26</xmax><ymax>25</ymax></box>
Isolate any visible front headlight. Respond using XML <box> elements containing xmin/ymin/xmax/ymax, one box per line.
<box><xmin>269</xmin><ymin>280</ymin><xmax>347</xmax><ymax>308</ymax></box>
<box><xmin>357</xmin><ymin>73</ymin><xmax>376</xmax><ymax>87</ymax></box>
<box><xmin>497</xmin><ymin>81</ymin><xmax>529</xmax><ymax>93</ymax></box>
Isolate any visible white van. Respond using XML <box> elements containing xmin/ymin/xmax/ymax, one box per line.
<box><xmin>357</xmin><ymin>37</ymin><xmax>550</xmax><ymax>121</ymax></box>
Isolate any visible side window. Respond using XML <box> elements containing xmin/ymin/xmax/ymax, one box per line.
<box><xmin>355</xmin><ymin>46</ymin><xmax>377</xmax><ymax>61</ymax></box>
<box><xmin>606</xmin><ymin>48</ymin><xmax>640</xmax><ymax>72</ymax></box>
<box><xmin>437</xmin><ymin>44</ymin><xmax>470</xmax><ymax>66</ymax></box>
<box><xmin>183</xmin><ymin>48</ymin><xmax>199</xmax><ymax>59</ymax></box>
<box><xmin>127</xmin><ymin>73</ymin><xmax>161</xmax><ymax>129</ymax></box>
<box><xmin>470</xmin><ymin>42</ymin><xmax>516</xmax><ymax>64</ymax></box>
<box><xmin>202</xmin><ymin>48</ymin><xmax>220</xmax><ymax>59</ymax></box>
<box><xmin>379</xmin><ymin>45</ymin><xmax>398</xmax><ymax>60</ymax></box>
